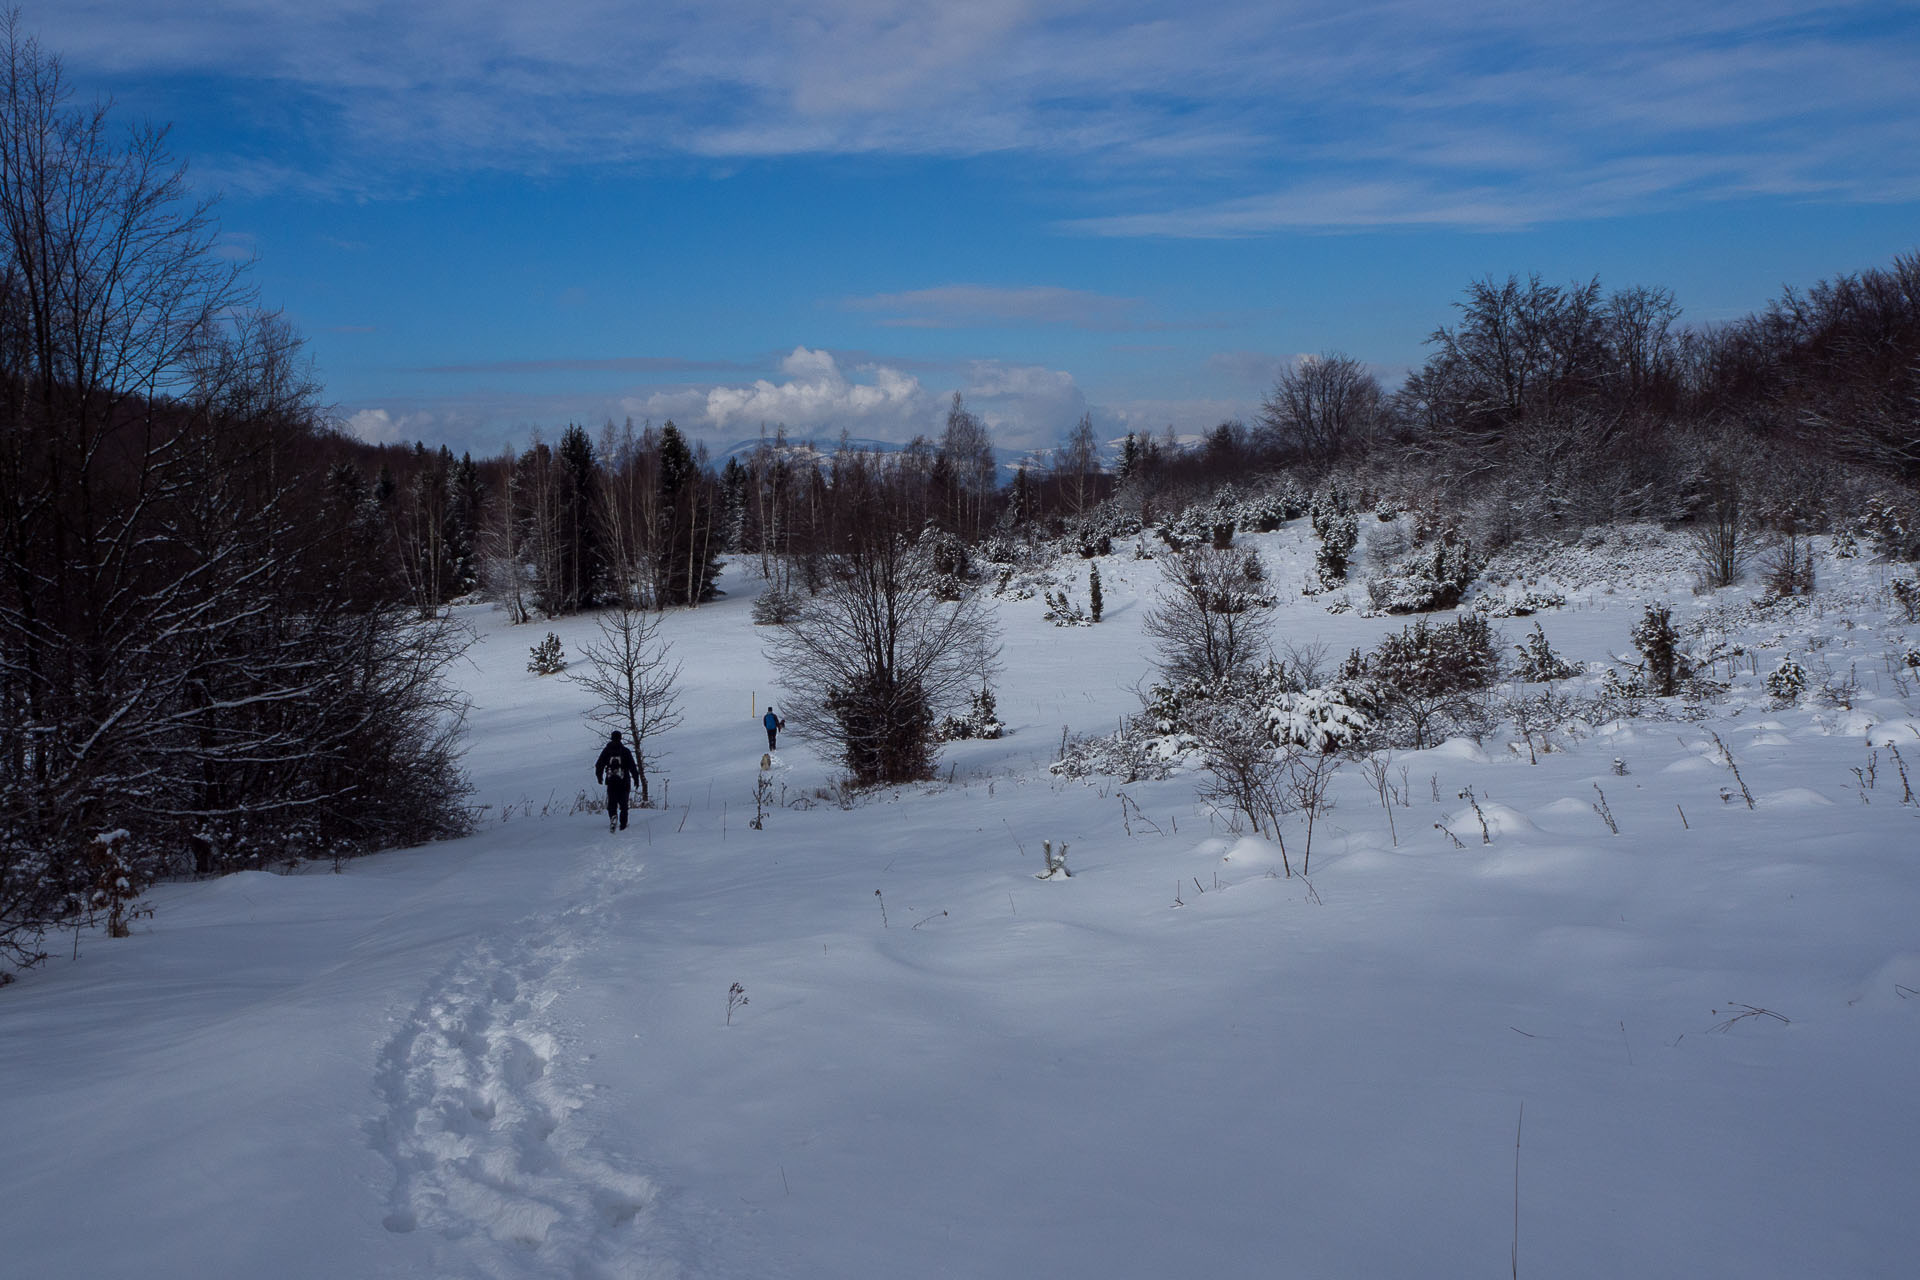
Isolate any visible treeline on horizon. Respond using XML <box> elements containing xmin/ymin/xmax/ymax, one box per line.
<box><xmin>343</xmin><ymin>245</ymin><xmax>1920</xmax><ymax>627</ymax></box>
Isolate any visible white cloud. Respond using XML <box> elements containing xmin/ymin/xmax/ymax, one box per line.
<box><xmin>343</xmin><ymin>407</ymin><xmax>463</xmax><ymax>447</ymax></box>
<box><xmin>344</xmin><ymin>408</ymin><xmax>404</xmax><ymax>443</ymax></box>
<box><xmin>381</xmin><ymin>346</ymin><xmax>1106</xmax><ymax>453</ymax></box>
<box><xmin>684</xmin><ymin>347</ymin><xmax>935</xmax><ymax>436</ymax></box>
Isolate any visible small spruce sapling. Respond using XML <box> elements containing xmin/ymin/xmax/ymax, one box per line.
<box><xmin>1765</xmin><ymin>657</ymin><xmax>1808</xmax><ymax>704</ymax></box>
<box><xmin>1088</xmin><ymin>563</ymin><xmax>1104</xmax><ymax>622</ymax></box>
<box><xmin>527</xmin><ymin>631</ymin><xmax>567</xmax><ymax>675</ymax></box>
<box><xmin>1513</xmin><ymin>624</ymin><xmax>1577</xmax><ymax>682</ymax></box>
<box><xmin>86</xmin><ymin>830</ymin><xmax>150</xmax><ymax>939</ymax></box>
<box><xmin>1631</xmin><ymin>605</ymin><xmax>1685</xmax><ymax>696</ymax></box>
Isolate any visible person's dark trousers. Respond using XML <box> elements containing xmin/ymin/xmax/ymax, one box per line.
<box><xmin>766</xmin><ymin>727</ymin><xmax>777</xmax><ymax>750</ymax></box>
<box><xmin>606</xmin><ymin>778</ymin><xmax>630</xmax><ymax>830</ymax></box>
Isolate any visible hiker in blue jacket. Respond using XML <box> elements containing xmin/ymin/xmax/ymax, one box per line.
<box><xmin>763</xmin><ymin>706</ymin><xmax>783</xmax><ymax>751</ymax></box>
<box><xmin>595</xmin><ymin>731</ymin><xmax>638</xmax><ymax>831</ymax></box>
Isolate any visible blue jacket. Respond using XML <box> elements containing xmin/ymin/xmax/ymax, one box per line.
<box><xmin>763</xmin><ymin>710</ymin><xmax>780</xmax><ymax>731</ymax></box>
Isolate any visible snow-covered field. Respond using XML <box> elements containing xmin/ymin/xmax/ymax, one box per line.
<box><xmin>5</xmin><ymin>525</ymin><xmax>1919</xmax><ymax>1279</ymax></box>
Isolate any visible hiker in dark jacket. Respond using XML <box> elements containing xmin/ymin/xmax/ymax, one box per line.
<box><xmin>763</xmin><ymin>707</ymin><xmax>783</xmax><ymax>751</ymax></box>
<box><xmin>595</xmin><ymin>731</ymin><xmax>639</xmax><ymax>831</ymax></box>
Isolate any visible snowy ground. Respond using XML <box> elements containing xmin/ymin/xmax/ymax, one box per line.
<box><xmin>4</xmin><ymin>525</ymin><xmax>1919</xmax><ymax>1279</ymax></box>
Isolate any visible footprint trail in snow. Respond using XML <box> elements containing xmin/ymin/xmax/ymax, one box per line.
<box><xmin>371</xmin><ymin>842</ymin><xmax>679</xmax><ymax>1280</ymax></box>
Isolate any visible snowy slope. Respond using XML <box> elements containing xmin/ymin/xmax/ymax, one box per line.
<box><xmin>3</xmin><ymin>525</ymin><xmax>1919</xmax><ymax>1279</ymax></box>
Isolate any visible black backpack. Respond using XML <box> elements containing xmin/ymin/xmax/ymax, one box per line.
<box><xmin>604</xmin><ymin>750</ymin><xmax>631</xmax><ymax>785</ymax></box>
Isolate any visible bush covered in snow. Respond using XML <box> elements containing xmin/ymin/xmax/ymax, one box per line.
<box><xmin>1154</xmin><ymin>482</ymin><xmax>1307</xmax><ymax>554</ymax></box>
<box><xmin>937</xmin><ymin>687</ymin><xmax>1007</xmax><ymax>741</ymax></box>
<box><xmin>1364</xmin><ymin>530</ymin><xmax>1479</xmax><ymax>614</ymax></box>
<box><xmin>1309</xmin><ymin>485</ymin><xmax>1360</xmax><ymax>588</ymax></box>
<box><xmin>1631</xmin><ymin>604</ymin><xmax>1687</xmax><ymax>696</ymax></box>
<box><xmin>1512</xmin><ymin>624</ymin><xmax>1580</xmax><ymax>682</ymax></box>
<box><xmin>1891</xmin><ymin>577</ymin><xmax>1920</xmax><ymax>624</ymax></box>
<box><xmin>1766</xmin><ymin>657</ymin><xmax>1809</xmax><ymax>703</ymax></box>
<box><xmin>1061</xmin><ymin>500</ymin><xmax>1143</xmax><ymax>559</ymax></box>
<box><xmin>1474</xmin><ymin>588</ymin><xmax>1568</xmax><ymax>618</ymax></box>
<box><xmin>1341</xmin><ymin>614</ymin><xmax>1501</xmax><ymax>747</ymax></box>
<box><xmin>527</xmin><ymin>632</ymin><xmax>567</xmax><ymax>675</ymax></box>
<box><xmin>751</xmin><ymin>587</ymin><xmax>805</xmax><ymax>625</ymax></box>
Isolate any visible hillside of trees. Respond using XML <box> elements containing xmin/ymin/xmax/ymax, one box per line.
<box><xmin>0</xmin><ymin>21</ymin><xmax>470</xmax><ymax>971</ymax></box>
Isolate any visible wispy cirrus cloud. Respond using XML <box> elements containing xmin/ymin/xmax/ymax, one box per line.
<box><xmin>844</xmin><ymin>285</ymin><xmax>1146</xmax><ymax>331</ymax></box>
<box><xmin>42</xmin><ymin>1</ymin><xmax>1920</xmax><ymax>226</ymax></box>
<box><xmin>413</xmin><ymin>356</ymin><xmax>756</xmax><ymax>376</ymax></box>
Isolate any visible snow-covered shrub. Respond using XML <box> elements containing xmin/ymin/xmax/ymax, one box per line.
<box><xmin>977</xmin><ymin>534</ymin><xmax>1024</xmax><ymax>565</ymax></box>
<box><xmin>1062</xmin><ymin>500</ymin><xmax>1142</xmax><ymax>559</ymax></box>
<box><xmin>1891</xmin><ymin>577</ymin><xmax>1920</xmax><ymax>624</ymax></box>
<box><xmin>1309</xmin><ymin>486</ymin><xmax>1360</xmax><ymax>588</ymax></box>
<box><xmin>1596</xmin><ymin>667</ymin><xmax>1653</xmax><ymax>719</ymax></box>
<box><xmin>1156</xmin><ymin>498</ymin><xmax>1227</xmax><ymax>552</ymax></box>
<box><xmin>1050</xmin><ymin>727</ymin><xmax>1182</xmax><ymax>782</ymax></box>
<box><xmin>1260</xmin><ymin>688</ymin><xmax>1370</xmax><ymax>753</ymax></box>
<box><xmin>1762</xmin><ymin>534</ymin><xmax>1816</xmax><ymax>599</ymax></box>
<box><xmin>1313</xmin><ymin>513</ymin><xmax>1358</xmax><ymax>588</ymax></box>
<box><xmin>1512</xmin><ymin>624</ymin><xmax>1579</xmax><ymax>682</ymax></box>
<box><xmin>1238</xmin><ymin>489</ymin><xmax>1301</xmax><ymax>532</ymax></box>
<box><xmin>527</xmin><ymin>632</ymin><xmax>567</xmax><ymax>675</ymax></box>
<box><xmin>1862</xmin><ymin>492</ymin><xmax>1920</xmax><ymax>561</ymax></box>
<box><xmin>938</xmin><ymin>687</ymin><xmax>1006</xmax><ymax>741</ymax></box>
<box><xmin>84</xmin><ymin>830</ymin><xmax>148</xmax><ymax>939</ymax></box>
<box><xmin>1766</xmin><ymin>657</ymin><xmax>1808</xmax><ymax>704</ymax></box>
<box><xmin>1158</xmin><ymin>482</ymin><xmax>1306</xmax><ymax>552</ymax></box>
<box><xmin>752</xmin><ymin>588</ymin><xmax>804</xmax><ymax>625</ymax></box>
<box><xmin>1088</xmin><ymin>564</ymin><xmax>1104</xmax><ymax>622</ymax></box>
<box><xmin>1042</xmin><ymin>588</ymin><xmax>1091</xmax><ymax>626</ymax></box>
<box><xmin>1364</xmin><ymin>531</ymin><xmax>1478</xmax><ymax>614</ymax></box>
<box><xmin>922</xmin><ymin>529</ymin><xmax>975</xmax><ymax>601</ymax></box>
<box><xmin>1350</xmin><ymin>614</ymin><xmax>1500</xmax><ymax>748</ymax></box>
<box><xmin>1476</xmin><ymin>589</ymin><xmax>1567</xmax><ymax>618</ymax></box>
<box><xmin>1903</xmin><ymin>645</ymin><xmax>1920</xmax><ymax>669</ymax></box>
<box><xmin>1631</xmin><ymin>605</ymin><xmax>1687</xmax><ymax>696</ymax></box>
<box><xmin>1367</xmin><ymin>614</ymin><xmax>1499</xmax><ymax>694</ymax></box>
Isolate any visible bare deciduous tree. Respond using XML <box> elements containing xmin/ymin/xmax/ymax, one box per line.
<box><xmin>1685</xmin><ymin>454</ymin><xmax>1749</xmax><ymax>588</ymax></box>
<box><xmin>1052</xmin><ymin>413</ymin><xmax>1102</xmax><ymax>515</ymax></box>
<box><xmin>570</xmin><ymin>607</ymin><xmax>681</xmax><ymax>808</ymax></box>
<box><xmin>766</xmin><ymin>522</ymin><xmax>1000</xmax><ymax>785</ymax></box>
<box><xmin>1142</xmin><ymin>546</ymin><xmax>1276</xmax><ymax>688</ymax></box>
<box><xmin>1258</xmin><ymin>352</ymin><xmax>1382</xmax><ymax>463</ymax></box>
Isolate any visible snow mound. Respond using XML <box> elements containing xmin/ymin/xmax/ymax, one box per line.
<box><xmin>1222</xmin><ymin>835</ymin><xmax>1284</xmax><ymax>865</ymax></box>
<box><xmin>1415</xmin><ymin>737</ymin><xmax>1492</xmax><ymax>765</ymax></box>
<box><xmin>1759</xmin><ymin>787</ymin><xmax>1834</xmax><ymax>809</ymax></box>
<box><xmin>1856</xmin><ymin>953</ymin><xmax>1920</xmax><ymax>1010</ymax></box>
<box><xmin>1441</xmin><ymin>801</ymin><xmax>1537</xmax><ymax>838</ymax></box>
<box><xmin>1866</xmin><ymin>718</ymin><xmax>1920</xmax><ymax>747</ymax></box>
<box><xmin>1539</xmin><ymin>797</ymin><xmax>1591</xmax><ymax>816</ymax></box>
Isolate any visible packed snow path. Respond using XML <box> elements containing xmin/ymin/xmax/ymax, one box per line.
<box><xmin>371</xmin><ymin>838</ymin><xmax>673</xmax><ymax>1279</ymax></box>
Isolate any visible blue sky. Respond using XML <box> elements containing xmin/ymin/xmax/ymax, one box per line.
<box><xmin>39</xmin><ymin>1</ymin><xmax>1920</xmax><ymax>458</ymax></box>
